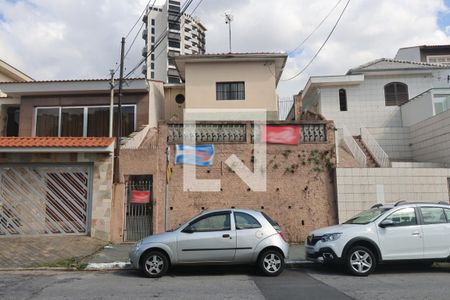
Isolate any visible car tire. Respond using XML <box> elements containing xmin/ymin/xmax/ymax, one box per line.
<box><xmin>346</xmin><ymin>246</ymin><xmax>376</xmax><ymax>276</ymax></box>
<box><xmin>258</xmin><ymin>249</ymin><xmax>285</xmax><ymax>276</ymax></box>
<box><xmin>141</xmin><ymin>250</ymin><xmax>169</xmax><ymax>278</ymax></box>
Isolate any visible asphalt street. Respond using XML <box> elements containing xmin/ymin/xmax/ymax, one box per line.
<box><xmin>1</xmin><ymin>264</ymin><xmax>450</xmax><ymax>300</ymax></box>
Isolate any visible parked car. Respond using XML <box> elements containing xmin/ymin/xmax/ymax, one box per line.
<box><xmin>306</xmin><ymin>201</ymin><xmax>450</xmax><ymax>276</ymax></box>
<box><xmin>129</xmin><ymin>209</ymin><xmax>289</xmax><ymax>277</ymax></box>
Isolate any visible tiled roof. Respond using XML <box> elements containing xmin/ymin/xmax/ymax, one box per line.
<box><xmin>352</xmin><ymin>58</ymin><xmax>448</xmax><ymax>70</ymax></box>
<box><xmin>0</xmin><ymin>77</ymin><xmax>158</xmax><ymax>84</ymax></box>
<box><xmin>0</xmin><ymin>137</ymin><xmax>115</xmax><ymax>148</ymax></box>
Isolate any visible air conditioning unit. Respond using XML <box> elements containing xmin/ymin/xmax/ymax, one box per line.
<box><xmin>142</xmin><ymin>47</ymin><xmax>148</xmax><ymax>57</ymax></box>
<box><xmin>142</xmin><ymin>29</ymin><xmax>148</xmax><ymax>40</ymax></box>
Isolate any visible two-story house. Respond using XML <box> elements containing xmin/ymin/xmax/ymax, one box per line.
<box><xmin>297</xmin><ymin>48</ymin><xmax>450</xmax><ymax>222</ymax></box>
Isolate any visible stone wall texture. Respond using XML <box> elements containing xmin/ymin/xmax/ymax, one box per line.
<box><xmin>117</xmin><ymin>121</ymin><xmax>338</xmax><ymax>243</ymax></box>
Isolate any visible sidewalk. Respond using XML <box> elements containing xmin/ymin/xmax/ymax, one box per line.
<box><xmin>83</xmin><ymin>243</ymin><xmax>308</xmax><ymax>270</ymax></box>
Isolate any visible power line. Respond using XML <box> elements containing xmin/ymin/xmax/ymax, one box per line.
<box><xmin>123</xmin><ymin>0</ymin><xmax>199</xmax><ymax>79</ymax></box>
<box><xmin>282</xmin><ymin>0</ymin><xmax>351</xmax><ymax>82</ymax></box>
<box><xmin>112</xmin><ymin>0</ymin><xmax>156</xmax><ymax>75</ymax></box>
<box><xmin>288</xmin><ymin>0</ymin><xmax>343</xmax><ymax>55</ymax></box>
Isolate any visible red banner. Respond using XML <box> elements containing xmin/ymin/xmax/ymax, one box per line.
<box><xmin>261</xmin><ymin>126</ymin><xmax>300</xmax><ymax>145</ymax></box>
<box><xmin>130</xmin><ymin>191</ymin><xmax>151</xmax><ymax>203</ymax></box>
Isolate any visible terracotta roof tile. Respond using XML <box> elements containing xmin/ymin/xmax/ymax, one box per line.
<box><xmin>0</xmin><ymin>137</ymin><xmax>115</xmax><ymax>148</ymax></box>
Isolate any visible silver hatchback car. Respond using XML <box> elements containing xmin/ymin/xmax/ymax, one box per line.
<box><xmin>129</xmin><ymin>209</ymin><xmax>289</xmax><ymax>277</ymax></box>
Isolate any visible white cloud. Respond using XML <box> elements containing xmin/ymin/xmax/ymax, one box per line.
<box><xmin>0</xmin><ymin>0</ymin><xmax>449</xmax><ymax>97</ymax></box>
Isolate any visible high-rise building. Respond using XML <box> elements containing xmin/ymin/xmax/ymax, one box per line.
<box><xmin>142</xmin><ymin>0</ymin><xmax>206</xmax><ymax>83</ymax></box>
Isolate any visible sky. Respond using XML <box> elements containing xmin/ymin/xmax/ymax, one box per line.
<box><xmin>1</xmin><ymin>0</ymin><xmax>450</xmax><ymax>98</ymax></box>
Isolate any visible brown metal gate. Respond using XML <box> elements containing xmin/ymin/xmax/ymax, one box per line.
<box><xmin>124</xmin><ymin>175</ymin><xmax>152</xmax><ymax>241</ymax></box>
<box><xmin>0</xmin><ymin>165</ymin><xmax>91</xmax><ymax>236</ymax></box>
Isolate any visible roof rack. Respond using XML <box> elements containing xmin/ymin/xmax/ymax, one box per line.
<box><xmin>438</xmin><ymin>201</ymin><xmax>450</xmax><ymax>205</ymax></box>
<box><xmin>370</xmin><ymin>203</ymin><xmax>384</xmax><ymax>209</ymax></box>
<box><xmin>394</xmin><ymin>201</ymin><xmax>407</xmax><ymax>207</ymax></box>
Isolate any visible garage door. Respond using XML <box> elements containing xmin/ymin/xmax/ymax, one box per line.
<box><xmin>0</xmin><ymin>165</ymin><xmax>91</xmax><ymax>236</ymax></box>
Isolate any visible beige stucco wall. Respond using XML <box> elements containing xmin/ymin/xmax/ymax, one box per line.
<box><xmin>184</xmin><ymin>61</ymin><xmax>279</xmax><ymax>120</ymax></box>
<box><xmin>0</xmin><ymin>73</ymin><xmax>15</xmax><ymax>82</ymax></box>
<box><xmin>164</xmin><ymin>85</ymin><xmax>185</xmax><ymax>121</ymax></box>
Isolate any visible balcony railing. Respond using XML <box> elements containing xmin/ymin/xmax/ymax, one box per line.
<box><xmin>167</xmin><ymin>123</ymin><xmax>328</xmax><ymax>144</ymax></box>
<box><xmin>360</xmin><ymin>126</ymin><xmax>390</xmax><ymax>168</ymax></box>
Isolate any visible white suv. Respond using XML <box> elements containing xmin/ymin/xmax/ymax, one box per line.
<box><xmin>306</xmin><ymin>201</ymin><xmax>450</xmax><ymax>276</ymax></box>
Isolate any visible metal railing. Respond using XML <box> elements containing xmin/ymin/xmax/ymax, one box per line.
<box><xmin>360</xmin><ymin>126</ymin><xmax>390</xmax><ymax>168</ymax></box>
<box><xmin>342</xmin><ymin>126</ymin><xmax>367</xmax><ymax>167</ymax></box>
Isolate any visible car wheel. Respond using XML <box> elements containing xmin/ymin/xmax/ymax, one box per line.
<box><xmin>346</xmin><ymin>246</ymin><xmax>376</xmax><ymax>276</ymax></box>
<box><xmin>141</xmin><ymin>251</ymin><xmax>169</xmax><ymax>278</ymax></box>
<box><xmin>258</xmin><ymin>249</ymin><xmax>285</xmax><ymax>276</ymax></box>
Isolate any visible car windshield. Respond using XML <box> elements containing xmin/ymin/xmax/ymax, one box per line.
<box><xmin>344</xmin><ymin>207</ymin><xmax>390</xmax><ymax>225</ymax></box>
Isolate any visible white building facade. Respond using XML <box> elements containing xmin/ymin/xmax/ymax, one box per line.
<box><xmin>300</xmin><ymin>55</ymin><xmax>450</xmax><ymax>222</ymax></box>
<box><xmin>142</xmin><ymin>0</ymin><xmax>206</xmax><ymax>84</ymax></box>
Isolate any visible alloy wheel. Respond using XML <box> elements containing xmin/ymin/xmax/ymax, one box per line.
<box><xmin>263</xmin><ymin>253</ymin><xmax>282</xmax><ymax>273</ymax></box>
<box><xmin>144</xmin><ymin>254</ymin><xmax>164</xmax><ymax>275</ymax></box>
<box><xmin>350</xmin><ymin>249</ymin><xmax>372</xmax><ymax>274</ymax></box>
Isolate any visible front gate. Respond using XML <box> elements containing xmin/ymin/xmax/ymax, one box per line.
<box><xmin>124</xmin><ymin>176</ymin><xmax>153</xmax><ymax>241</ymax></box>
<box><xmin>0</xmin><ymin>165</ymin><xmax>91</xmax><ymax>236</ymax></box>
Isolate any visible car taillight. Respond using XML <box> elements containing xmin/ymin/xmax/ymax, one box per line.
<box><xmin>278</xmin><ymin>231</ymin><xmax>286</xmax><ymax>242</ymax></box>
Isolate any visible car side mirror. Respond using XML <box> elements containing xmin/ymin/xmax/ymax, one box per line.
<box><xmin>182</xmin><ymin>225</ymin><xmax>194</xmax><ymax>233</ymax></box>
<box><xmin>379</xmin><ymin>219</ymin><xmax>394</xmax><ymax>228</ymax></box>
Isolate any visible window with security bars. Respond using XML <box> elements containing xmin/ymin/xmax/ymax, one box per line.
<box><xmin>384</xmin><ymin>82</ymin><xmax>409</xmax><ymax>106</ymax></box>
<box><xmin>216</xmin><ymin>82</ymin><xmax>245</xmax><ymax>100</ymax></box>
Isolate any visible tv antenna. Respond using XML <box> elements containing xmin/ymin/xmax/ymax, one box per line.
<box><xmin>225</xmin><ymin>13</ymin><xmax>233</xmax><ymax>53</ymax></box>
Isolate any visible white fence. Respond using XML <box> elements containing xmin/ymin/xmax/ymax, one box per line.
<box><xmin>342</xmin><ymin>126</ymin><xmax>367</xmax><ymax>167</ymax></box>
<box><xmin>361</xmin><ymin>126</ymin><xmax>390</xmax><ymax>168</ymax></box>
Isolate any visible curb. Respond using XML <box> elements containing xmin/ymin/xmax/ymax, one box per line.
<box><xmin>82</xmin><ymin>259</ymin><xmax>313</xmax><ymax>271</ymax></box>
<box><xmin>0</xmin><ymin>260</ymin><xmax>314</xmax><ymax>272</ymax></box>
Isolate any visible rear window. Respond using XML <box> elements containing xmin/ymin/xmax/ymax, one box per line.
<box><xmin>445</xmin><ymin>209</ymin><xmax>450</xmax><ymax>223</ymax></box>
<box><xmin>261</xmin><ymin>212</ymin><xmax>280</xmax><ymax>230</ymax></box>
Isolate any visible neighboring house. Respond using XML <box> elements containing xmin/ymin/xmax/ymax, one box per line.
<box><xmin>299</xmin><ymin>49</ymin><xmax>450</xmax><ymax>222</ymax></box>
<box><xmin>143</xmin><ymin>0</ymin><xmax>206</xmax><ymax>83</ymax></box>
<box><xmin>165</xmin><ymin>53</ymin><xmax>287</xmax><ymax>121</ymax></box>
<box><xmin>0</xmin><ymin>78</ymin><xmax>164</xmax><ymax>242</ymax></box>
<box><xmin>395</xmin><ymin>44</ymin><xmax>450</xmax><ymax>65</ymax></box>
<box><xmin>0</xmin><ymin>59</ymin><xmax>33</xmax><ymax>83</ymax></box>
<box><xmin>0</xmin><ymin>59</ymin><xmax>33</xmax><ymax>136</ymax></box>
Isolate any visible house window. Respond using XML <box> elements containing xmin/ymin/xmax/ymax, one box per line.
<box><xmin>151</xmin><ymin>19</ymin><xmax>155</xmax><ymax>26</ymax></box>
<box><xmin>339</xmin><ymin>89</ymin><xmax>347</xmax><ymax>111</ymax></box>
<box><xmin>35</xmin><ymin>105</ymin><xmax>135</xmax><ymax>137</ymax></box>
<box><xmin>216</xmin><ymin>82</ymin><xmax>245</xmax><ymax>100</ymax></box>
<box><xmin>384</xmin><ymin>82</ymin><xmax>409</xmax><ymax>106</ymax></box>
<box><xmin>36</xmin><ymin>108</ymin><xmax>59</xmax><ymax>137</ymax></box>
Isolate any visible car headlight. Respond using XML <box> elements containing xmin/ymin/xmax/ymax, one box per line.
<box><xmin>321</xmin><ymin>233</ymin><xmax>342</xmax><ymax>242</ymax></box>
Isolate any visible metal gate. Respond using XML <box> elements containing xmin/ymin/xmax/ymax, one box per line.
<box><xmin>124</xmin><ymin>176</ymin><xmax>152</xmax><ymax>241</ymax></box>
<box><xmin>0</xmin><ymin>165</ymin><xmax>91</xmax><ymax>236</ymax></box>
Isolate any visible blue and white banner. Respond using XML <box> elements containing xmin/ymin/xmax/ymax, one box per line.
<box><xmin>175</xmin><ymin>144</ymin><xmax>215</xmax><ymax>167</ymax></box>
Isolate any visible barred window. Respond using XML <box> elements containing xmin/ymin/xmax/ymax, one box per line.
<box><xmin>384</xmin><ymin>82</ymin><xmax>409</xmax><ymax>106</ymax></box>
<box><xmin>216</xmin><ymin>82</ymin><xmax>245</xmax><ymax>100</ymax></box>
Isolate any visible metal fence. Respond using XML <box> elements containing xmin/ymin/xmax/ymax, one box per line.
<box><xmin>278</xmin><ymin>97</ymin><xmax>294</xmax><ymax>120</ymax></box>
<box><xmin>0</xmin><ymin>165</ymin><xmax>90</xmax><ymax>236</ymax></box>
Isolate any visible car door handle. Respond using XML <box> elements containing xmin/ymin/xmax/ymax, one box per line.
<box><xmin>412</xmin><ymin>231</ymin><xmax>421</xmax><ymax>236</ymax></box>
<box><xmin>222</xmin><ymin>234</ymin><xmax>231</xmax><ymax>238</ymax></box>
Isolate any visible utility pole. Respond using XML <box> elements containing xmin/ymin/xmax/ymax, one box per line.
<box><xmin>114</xmin><ymin>37</ymin><xmax>125</xmax><ymax>184</ymax></box>
<box><xmin>109</xmin><ymin>69</ymin><xmax>115</xmax><ymax>138</ymax></box>
<box><xmin>225</xmin><ymin>13</ymin><xmax>233</xmax><ymax>53</ymax></box>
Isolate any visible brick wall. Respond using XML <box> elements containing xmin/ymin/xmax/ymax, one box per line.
<box><xmin>146</xmin><ymin>121</ymin><xmax>338</xmax><ymax>243</ymax></box>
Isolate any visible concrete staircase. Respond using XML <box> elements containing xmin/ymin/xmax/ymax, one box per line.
<box><xmin>353</xmin><ymin>135</ymin><xmax>379</xmax><ymax>167</ymax></box>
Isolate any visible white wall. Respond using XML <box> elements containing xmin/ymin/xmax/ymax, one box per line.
<box><xmin>367</xmin><ymin>127</ymin><xmax>412</xmax><ymax>161</ymax></box>
<box><xmin>411</xmin><ymin>109</ymin><xmax>450</xmax><ymax>164</ymax></box>
<box><xmin>401</xmin><ymin>91</ymin><xmax>434</xmax><ymax>127</ymax></box>
<box><xmin>318</xmin><ymin>74</ymin><xmax>433</xmax><ymax>134</ymax></box>
<box><xmin>336</xmin><ymin>167</ymin><xmax>450</xmax><ymax>223</ymax></box>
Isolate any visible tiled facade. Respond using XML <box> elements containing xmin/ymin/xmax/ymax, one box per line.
<box><xmin>319</xmin><ymin>74</ymin><xmax>434</xmax><ymax>133</ymax></box>
<box><xmin>366</xmin><ymin>127</ymin><xmax>412</xmax><ymax>161</ymax></box>
<box><xmin>336</xmin><ymin>167</ymin><xmax>450</xmax><ymax>222</ymax></box>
